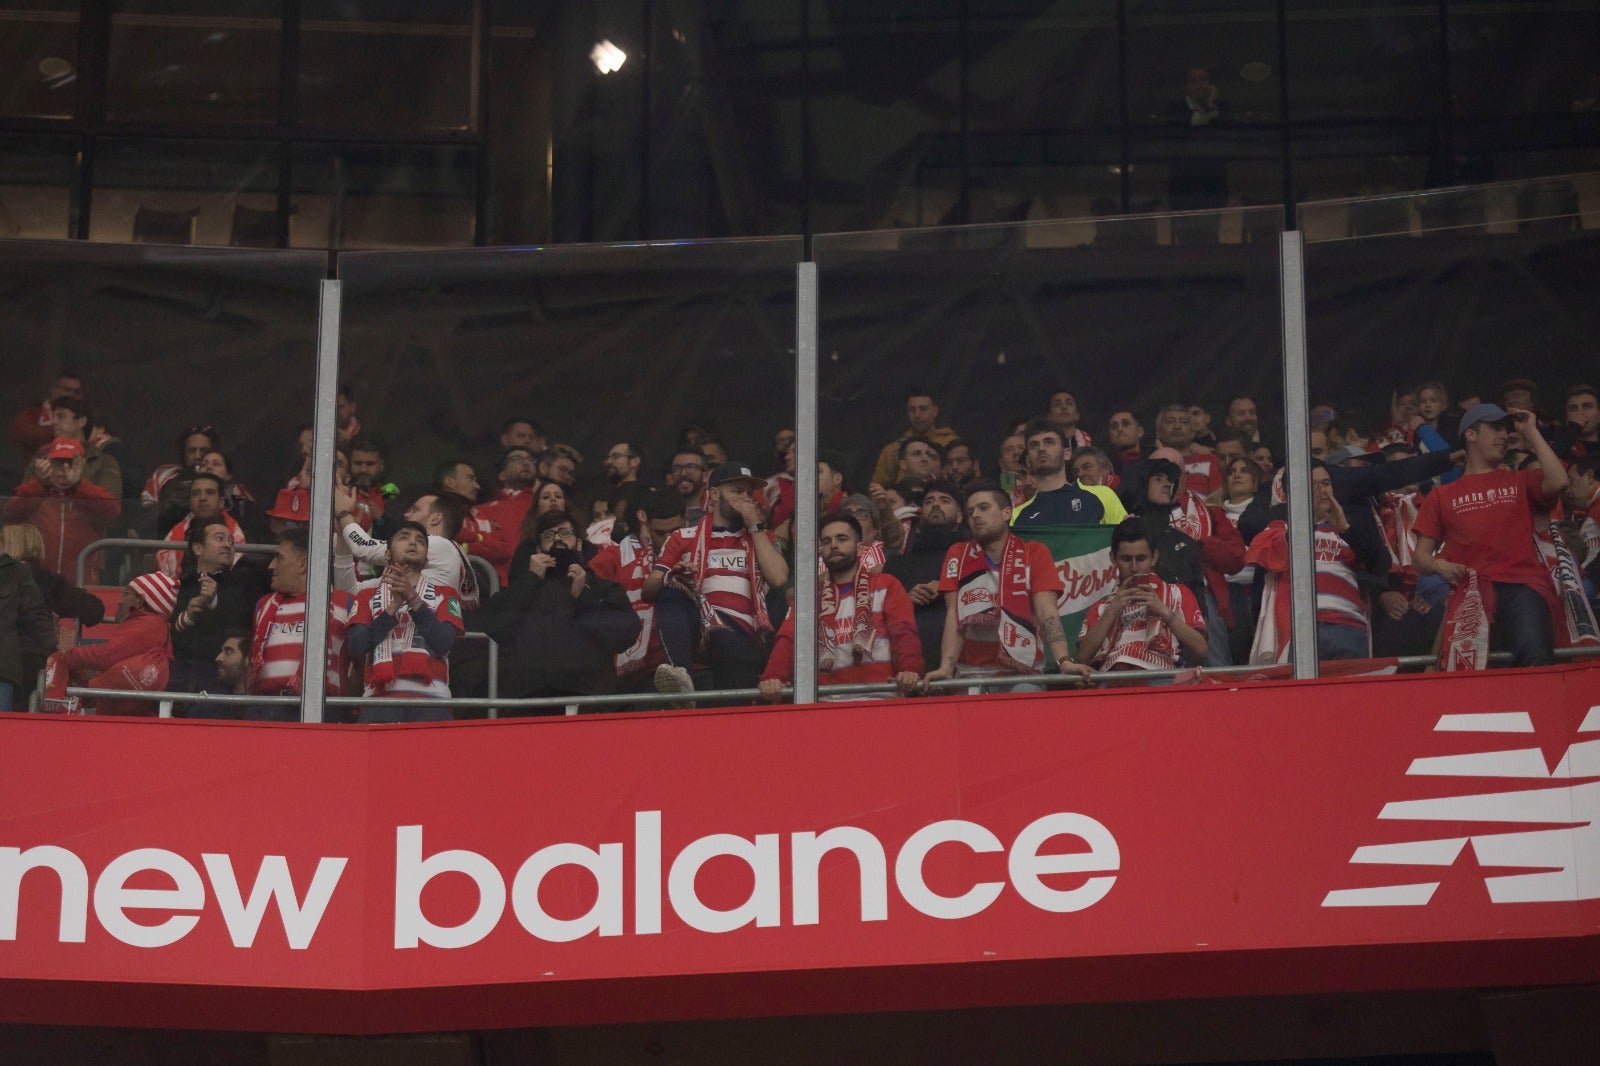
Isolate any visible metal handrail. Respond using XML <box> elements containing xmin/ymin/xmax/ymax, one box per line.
<box><xmin>75</xmin><ymin>536</ymin><xmax>279</xmax><ymax>587</ymax></box>
<box><xmin>61</xmin><ymin>645</ymin><xmax>1600</xmax><ymax>717</ymax></box>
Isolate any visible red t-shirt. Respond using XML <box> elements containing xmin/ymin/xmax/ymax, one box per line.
<box><xmin>936</xmin><ymin>538</ymin><xmax>1063</xmax><ymax>670</ymax></box>
<box><xmin>1413</xmin><ymin>467</ymin><xmax>1550</xmax><ymax>588</ymax></box>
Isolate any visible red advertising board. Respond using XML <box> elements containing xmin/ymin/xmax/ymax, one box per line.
<box><xmin>2</xmin><ymin>664</ymin><xmax>1598</xmax><ymax>1033</ymax></box>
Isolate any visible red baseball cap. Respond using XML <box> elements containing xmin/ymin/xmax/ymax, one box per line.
<box><xmin>266</xmin><ymin>488</ymin><xmax>310</xmax><ymax>521</ymax></box>
<box><xmin>44</xmin><ymin>437</ymin><xmax>84</xmax><ymax>461</ymax></box>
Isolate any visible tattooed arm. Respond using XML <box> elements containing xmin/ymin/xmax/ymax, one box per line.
<box><xmin>1033</xmin><ymin>589</ymin><xmax>1091</xmax><ymax>678</ymax></box>
<box><xmin>920</xmin><ymin>591</ymin><xmax>964</xmax><ymax>689</ymax></box>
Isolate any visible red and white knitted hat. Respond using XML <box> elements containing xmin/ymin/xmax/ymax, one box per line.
<box><xmin>127</xmin><ymin>572</ymin><xmax>179</xmax><ymax>618</ymax></box>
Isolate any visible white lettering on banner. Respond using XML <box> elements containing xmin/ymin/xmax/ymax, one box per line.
<box><xmin>203</xmin><ymin>854</ymin><xmax>348</xmax><ymax>949</ymax></box>
<box><xmin>1324</xmin><ymin>707</ymin><xmax>1600</xmax><ymax>907</ymax></box>
<box><xmin>0</xmin><ymin>812</ymin><xmax>1119</xmax><ymax>951</ymax></box>
<box><xmin>392</xmin><ymin>810</ymin><xmax>1121</xmax><ymax>949</ymax></box>
<box><xmin>1057</xmin><ymin>549</ymin><xmax>1117</xmax><ymax>617</ymax></box>
<box><xmin>0</xmin><ymin>846</ymin><xmax>348</xmax><ymax>949</ymax></box>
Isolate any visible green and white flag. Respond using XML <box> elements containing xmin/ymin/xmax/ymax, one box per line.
<box><xmin>1013</xmin><ymin>524</ymin><xmax>1117</xmax><ymax>660</ymax></box>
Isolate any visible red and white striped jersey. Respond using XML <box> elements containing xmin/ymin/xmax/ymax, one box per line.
<box><xmin>656</xmin><ymin>526</ymin><xmax>766</xmax><ymax>632</ymax></box>
<box><xmin>250</xmin><ymin>591</ymin><xmax>353</xmax><ymax>696</ymax></box>
<box><xmin>1313</xmin><ymin>525</ymin><xmax>1366</xmax><ymax>631</ymax></box>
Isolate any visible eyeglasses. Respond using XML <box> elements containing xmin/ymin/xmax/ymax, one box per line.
<box><xmin>670</xmin><ymin>463</ymin><xmax>704</xmax><ymax>473</ymax></box>
<box><xmin>539</xmin><ymin>528</ymin><xmax>577</xmax><ymax>546</ymax></box>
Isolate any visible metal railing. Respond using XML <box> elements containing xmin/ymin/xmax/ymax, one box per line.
<box><xmin>60</xmin><ymin>645</ymin><xmax>1600</xmax><ymax>719</ymax></box>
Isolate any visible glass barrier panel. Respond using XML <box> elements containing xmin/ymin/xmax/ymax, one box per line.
<box><xmin>0</xmin><ymin>133</ymin><xmax>76</xmax><ymax>240</ymax></box>
<box><xmin>812</xmin><ymin>205</ymin><xmax>1288</xmax><ymax>693</ymax></box>
<box><xmin>334</xmin><ymin>237</ymin><xmax>803</xmax><ymax>720</ymax></box>
<box><xmin>0</xmin><ymin>239</ymin><xmax>325</xmax><ymax>716</ymax></box>
<box><xmin>1298</xmin><ymin>172</ymin><xmax>1600</xmax><ymax>672</ymax></box>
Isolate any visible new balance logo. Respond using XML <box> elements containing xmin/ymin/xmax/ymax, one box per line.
<box><xmin>1323</xmin><ymin>706</ymin><xmax>1600</xmax><ymax>907</ymax></box>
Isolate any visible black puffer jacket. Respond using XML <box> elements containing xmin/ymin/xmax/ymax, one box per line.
<box><xmin>482</xmin><ymin>553</ymin><xmax>641</xmax><ymax>706</ymax></box>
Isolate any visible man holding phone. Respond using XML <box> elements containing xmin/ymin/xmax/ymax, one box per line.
<box><xmin>1077</xmin><ymin>518</ymin><xmax>1208</xmax><ymax>673</ymax></box>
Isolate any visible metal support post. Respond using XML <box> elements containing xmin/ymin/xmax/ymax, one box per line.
<box><xmin>793</xmin><ymin>261</ymin><xmax>820</xmax><ymax>704</ymax></box>
<box><xmin>301</xmin><ymin>279</ymin><xmax>342</xmax><ymax>723</ymax></box>
<box><xmin>1279</xmin><ymin>231</ymin><xmax>1319</xmax><ymax>679</ymax></box>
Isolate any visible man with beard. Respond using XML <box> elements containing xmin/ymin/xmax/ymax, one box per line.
<box><xmin>347</xmin><ymin>522</ymin><xmax>465</xmax><ymax>720</ymax></box>
<box><xmin>462</xmin><ymin>446</ymin><xmax>538</xmax><ymax>585</ymax></box>
<box><xmin>168</xmin><ymin>516</ymin><xmax>268</xmax><ymax>693</ymax></box>
<box><xmin>192</xmin><ymin>630</ymin><xmax>252</xmax><ymax>717</ymax></box>
<box><xmin>536</xmin><ymin>443</ymin><xmax>582</xmax><ymax>490</ymax></box>
<box><xmin>347</xmin><ymin>438</ymin><xmax>397</xmax><ymax>537</ymax></box>
<box><xmin>759</xmin><ymin>512</ymin><xmax>922</xmax><ymax>702</ymax></box>
<box><xmin>481</xmin><ymin>510</ymin><xmax>639</xmax><ymax>709</ymax></box>
<box><xmin>1010</xmin><ymin>420</ymin><xmax>1127</xmax><ymax>531</ymax></box>
<box><xmin>922</xmin><ymin>482</ymin><xmax>1090</xmax><ymax>687</ymax></box>
<box><xmin>590</xmin><ymin>487</ymin><xmax>685</xmax><ymax>691</ymax></box>
<box><xmin>666</xmin><ymin>446</ymin><xmax>710</xmax><ymax>524</ymax></box>
<box><xmin>603</xmin><ymin>441</ymin><xmax>644</xmax><ymax>491</ymax></box>
<box><xmin>885</xmin><ymin>480</ymin><xmax>967</xmax><ymax>670</ymax></box>
<box><xmin>643</xmin><ymin>462</ymin><xmax>790</xmax><ymax>695</ymax></box>
<box><xmin>942</xmin><ymin>438</ymin><xmax>980</xmax><ymax>487</ymax></box>
<box><xmin>1224</xmin><ymin>395</ymin><xmax>1262</xmax><ymax>449</ymax></box>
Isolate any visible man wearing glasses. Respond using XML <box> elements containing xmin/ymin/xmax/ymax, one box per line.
<box><xmin>666</xmin><ymin>447</ymin><xmax>710</xmax><ymax>524</ymax></box>
<box><xmin>481</xmin><ymin>510</ymin><xmax>640</xmax><ymax>708</ymax></box>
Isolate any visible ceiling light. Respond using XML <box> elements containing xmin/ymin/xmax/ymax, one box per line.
<box><xmin>590</xmin><ymin>40</ymin><xmax>626</xmax><ymax>74</ymax></box>
<box><xmin>38</xmin><ymin>56</ymin><xmax>75</xmax><ymax>89</ymax></box>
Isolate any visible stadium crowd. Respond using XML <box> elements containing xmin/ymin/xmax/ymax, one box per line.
<box><xmin>4</xmin><ymin>370</ymin><xmax>1600</xmax><ymax>717</ymax></box>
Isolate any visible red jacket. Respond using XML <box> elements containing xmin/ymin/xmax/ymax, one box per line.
<box><xmin>463</xmin><ymin>488</ymin><xmax>534</xmax><ymax>586</ymax></box>
<box><xmin>60</xmin><ymin>610</ymin><xmax>170</xmax><ymax>680</ymax></box>
<box><xmin>4</xmin><ymin>478</ymin><xmax>120</xmax><ymax>583</ymax></box>
<box><xmin>8</xmin><ymin>403</ymin><xmax>54</xmax><ymax>458</ymax></box>
<box><xmin>761</xmin><ymin>569</ymin><xmax>923</xmax><ymax>688</ymax></box>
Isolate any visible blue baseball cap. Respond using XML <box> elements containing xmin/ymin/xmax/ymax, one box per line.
<box><xmin>1458</xmin><ymin>402</ymin><xmax>1512</xmax><ymax>443</ymax></box>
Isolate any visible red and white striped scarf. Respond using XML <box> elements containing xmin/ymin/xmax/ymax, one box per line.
<box><xmin>951</xmin><ymin>534</ymin><xmax>1040</xmax><ymax>672</ymax></box>
<box><xmin>677</xmin><ymin>516</ymin><xmax>772</xmax><ymax>638</ymax></box>
<box><xmin>1377</xmin><ymin>490</ymin><xmax>1420</xmax><ymax>568</ymax></box>
<box><xmin>615</xmin><ymin>535</ymin><xmax>658</xmax><ymax>673</ymax></box>
<box><xmin>818</xmin><ymin>560</ymin><xmax>879</xmax><ymax>671</ymax></box>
